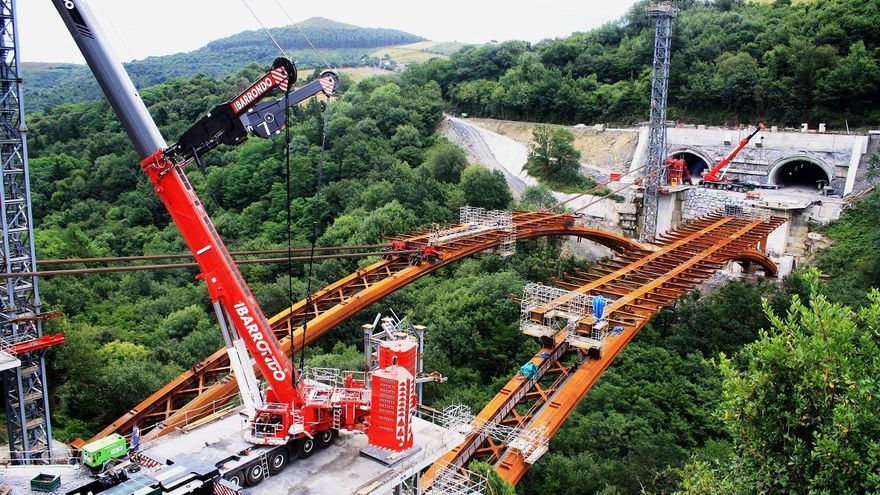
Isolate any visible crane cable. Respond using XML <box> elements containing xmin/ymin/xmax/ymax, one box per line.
<box><xmin>570</xmin><ymin>162</ymin><xmax>671</xmax><ymax>214</ymax></box>
<box><xmin>554</xmin><ymin>162</ymin><xmax>651</xmax><ymax>209</ymax></box>
<box><xmin>298</xmin><ymin>99</ymin><xmax>331</xmax><ymax>379</ymax></box>
<box><xmin>272</xmin><ymin>0</ymin><xmax>333</xmax><ymax>70</ymax></box>
<box><xmin>239</xmin><ymin>0</ymin><xmax>336</xmax><ymax>381</ymax></box>
<box><xmin>284</xmin><ymin>84</ymin><xmax>296</xmax><ymax>384</ymax></box>
<box><xmin>240</xmin><ymin>0</ymin><xmax>288</xmax><ymax>59</ymax></box>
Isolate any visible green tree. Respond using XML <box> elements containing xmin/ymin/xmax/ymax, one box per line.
<box><xmin>458</xmin><ymin>165</ymin><xmax>512</xmax><ymax>210</ymax></box>
<box><xmin>469</xmin><ymin>461</ymin><xmax>516</xmax><ymax>495</ymax></box>
<box><xmin>517</xmin><ymin>184</ymin><xmax>557</xmax><ymax>211</ymax></box>
<box><xmin>714</xmin><ymin>52</ymin><xmax>759</xmax><ymax>119</ymax></box>
<box><xmin>678</xmin><ymin>271</ymin><xmax>880</xmax><ymax>495</ymax></box>
<box><xmin>524</xmin><ymin>125</ymin><xmax>583</xmax><ymax>187</ymax></box>
<box><xmin>424</xmin><ymin>141</ymin><xmax>468</xmax><ymax>183</ymax></box>
<box><xmin>818</xmin><ymin>41</ymin><xmax>880</xmax><ymax>116</ymax></box>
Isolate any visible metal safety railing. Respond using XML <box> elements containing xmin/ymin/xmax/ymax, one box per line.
<box><xmin>418</xmin><ymin>405</ymin><xmax>549</xmax><ymax>465</ymax></box>
<box><xmin>302</xmin><ymin>367</ymin><xmax>370</xmax><ymax>388</ymax></box>
<box><xmin>423</xmin><ymin>460</ymin><xmax>488</xmax><ymax>495</ymax></box>
<box><xmin>724</xmin><ymin>204</ymin><xmax>774</xmax><ymax>222</ymax></box>
<box><xmin>520</xmin><ymin>283</ymin><xmax>613</xmax><ymax>350</ymax></box>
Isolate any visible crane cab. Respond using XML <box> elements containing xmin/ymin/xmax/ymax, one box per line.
<box><xmin>246</xmin><ymin>403</ymin><xmax>302</xmax><ymax>446</ymax></box>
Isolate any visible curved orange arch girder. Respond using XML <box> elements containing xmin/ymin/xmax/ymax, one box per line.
<box><xmin>729</xmin><ymin>247</ymin><xmax>778</xmax><ymax>276</ymax></box>
<box><xmin>92</xmin><ymin>215</ymin><xmax>644</xmax><ymax>442</ymax></box>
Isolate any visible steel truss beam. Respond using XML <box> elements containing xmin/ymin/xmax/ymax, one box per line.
<box><xmin>0</xmin><ymin>0</ymin><xmax>54</xmax><ymax>464</ymax></box>
<box><xmin>641</xmin><ymin>2</ymin><xmax>679</xmax><ymax>241</ymax></box>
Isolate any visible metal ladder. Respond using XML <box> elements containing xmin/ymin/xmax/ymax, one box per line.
<box><xmin>332</xmin><ymin>407</ymin><xmax>342</xmax><ymax>430</ymax></box>
<box><xmin>259</xmin><ymin>453</ymin><xmax>270</xmax><ymax>480</ymax></box>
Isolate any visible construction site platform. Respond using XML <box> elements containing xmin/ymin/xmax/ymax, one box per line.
<box><xmin>0</xmin><ymin>464</ymin><xmax>93</xmax><ymax>494</ymax></box>
<box><xmin>143</xmin><ymin>409</ymin><xmax>465</xmax><ymax>495</ymax></box>
<box><xmin>0</xmin><ymin>350</ymin><xmax>20</xmax><ymax>371</ymax></box>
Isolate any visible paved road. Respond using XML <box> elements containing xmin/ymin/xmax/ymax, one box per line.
<box><xmin>445</xmin><ymin>116</ymin><xmax>529</xmax><ymax>196</ymax></box>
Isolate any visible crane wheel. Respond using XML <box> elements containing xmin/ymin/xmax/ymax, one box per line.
<box><xmin>226</xmin><ymin>472</ymin><xmax>244</xmax><ymax>487</ymax></box>
<box><xmin>317</xmin><ymin>429</ymin><xmax>336</xmax><ymax>449</ymax></box>
<box><xmin>245</xmin><ymin>463</ymin><xmax>265</xmax><ymax>486</ymax></box>
<box><xmin>297</xmin><ymin>438</ymin><xmax>316</xmax><ymax>459</ymax></box>
<box><xmin>268</xmin><ymin>451</ymin><xmax>288</xmax><ymax>475</ymax></box>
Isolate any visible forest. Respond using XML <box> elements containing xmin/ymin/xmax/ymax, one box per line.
<box><xmin>3</xmin><ymin>0</ymin><xmax>880</xmax><ymax>493</ymax></box>
<box><xmin>11</xmin><ymin>62</ymin><xmax>878</xmax><ymax>494</ymax></box>
<box><xmin>414</xmin><ymin>0</ymin><xmax>880</xmax><ymax>126</ymax></box>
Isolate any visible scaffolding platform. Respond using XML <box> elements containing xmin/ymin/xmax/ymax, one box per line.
<box><xmin>0</xmin><ymin>350</ymin><xmax>20</xmax><ymax>372</ymax></box>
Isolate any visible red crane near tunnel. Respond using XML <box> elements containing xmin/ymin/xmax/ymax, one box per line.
<box><xmin>700</xmin><ymin>123</ymin><xmax>765</xmax><ymax>188</ymax></box>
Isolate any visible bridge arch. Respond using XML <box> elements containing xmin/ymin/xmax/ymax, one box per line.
<box><xmin>92</xmin><ymin>215</ymin><xmax>648</xmax><ymax>442</ymax></box>
<box><xmin>768</xmin><ymin>155</ymin><xmax>833</xmax><ymax>189</ymax></box>
<box><xmin>728</xmin><ymin>247</ymin><xmax>778</xmax><ymax>276</ymax></box>
<box><xmin>517</xmin><ymin>225</ymin><xmax>646</xmax><ymax>253</ymax></box>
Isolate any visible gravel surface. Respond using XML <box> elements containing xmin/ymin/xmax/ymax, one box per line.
<box><xmin>441</xmin><ymin>116</ymin><xmax>532</xmax><ymax>196</ymax></box>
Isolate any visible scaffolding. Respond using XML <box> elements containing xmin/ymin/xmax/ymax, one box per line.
<box><xmin>520</xmin><ymin>283</ymin><xmax>613</xmax><ymax>351</ymax></box>
<box><xmin>423</xmin><ymin>461</ymin><xmax>488</xmax><ymax>495</ymax></box>
<box><xmin>0</xmin><ymin>0</ymin><xmax>54</xmax><ymax>464</ymax></box>
<box><xmin>428</xmin><ymin>207</ymin><xmax>516</xmax><ymax>257</ymax></box>
<box><xmin>424</xmin><ymin>404</ymin><xmax>549</xmax><ymax>467</ymax></box>
<box><xmin>362</xmin><ymin>312</ymin><xmax>429</xmax><ymax>401</ymax></box>
<box><xmin>641</xmin><ymin>2</ymin><xmax>679</xmax><ymax>241</ymax></box>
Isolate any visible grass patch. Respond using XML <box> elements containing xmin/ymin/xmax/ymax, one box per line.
<box><xmin>370</xmin><ymin>41</ymin><xmax>468</xmax><ymax>64</ymax></box>
<box><xmin>336</xmin><ymin>67</ymin><xmax>389</xmax><ymax>83</ymax></box>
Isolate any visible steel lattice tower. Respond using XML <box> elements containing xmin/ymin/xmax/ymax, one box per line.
<box><xmin>641</xmin><ymin>2</ymin><xmax>679</xmax><ymax>241</ymax></box>
<box><xmin>0</xmin><ymin>0</ymin><xmax>54</xmax><ymax>463</ymax></box>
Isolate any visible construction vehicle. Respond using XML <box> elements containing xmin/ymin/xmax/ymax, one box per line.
<box><xmin>666</xmin><ymin>124</ymin><xmax>765</xmax><ymax>190</ymax></box>
<box><xmin>52</xmin><ymin>0</ymin><xmax>420</xmax><ymax>491</ymax></box>
<box><xmin>139</xmin><ymin>59</ymin><xmax>371</xmax><ymax>455</ymax></box>
<box><xmin>80</xmin><ymin>433</ymin><xmax>127</xmax><ymax>472</ymax></box>
<box><xmin>699</xmin><ymin>123</ymin><xmax>765</xmax><ymax>191</ymax></box>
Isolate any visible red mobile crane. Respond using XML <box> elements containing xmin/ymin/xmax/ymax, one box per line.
<box><xmin>139</xmin><ymin>63</ymin><xmax>378</xmax><ymax>451</ymax></box>
<box><xmin>699</xmin><ymin>123</ymin><xmax>765</xmax><ymax>191</ymax></box>
<box><xmin>52</xmin><ymin>0</ymin><xmax>420</xmax><ymax>465</ymax></box>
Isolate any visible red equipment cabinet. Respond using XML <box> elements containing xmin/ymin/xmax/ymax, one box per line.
<box><xmin>368</xmin><ymin>366</ymin><xmax>415</xmax><ymax>452</ymax></box>
<box><xmin>378</xmin><ymin>340</ymin><xmax>418</xmax><ymax>376</ymax></box>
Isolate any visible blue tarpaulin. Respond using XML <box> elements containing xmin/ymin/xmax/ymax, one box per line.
<box><xmin>519</xmin><ymin>362</ymin><xmax>539</xmax><ymax>380</ymax></box>
<box><xmin>593</xmin><ymin>295</ymin><xmax>606</xmax><ymax>320</ymax></box>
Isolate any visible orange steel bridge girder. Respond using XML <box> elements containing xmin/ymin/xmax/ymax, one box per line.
<box><xmin>422</xmin><ymin>213</ymin><xmax>786</xmax><ymax>488</ymax></box>
<box><xmin>90</xmin><ymin>212</ymin><xmax>644</xmax><ymax>442</ymax></box>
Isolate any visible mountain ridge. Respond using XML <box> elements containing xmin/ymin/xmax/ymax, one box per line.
<box><xmin>23</xmin><ymin>17</ymin><xmax>427</xmax><ymax>110</ymax></box>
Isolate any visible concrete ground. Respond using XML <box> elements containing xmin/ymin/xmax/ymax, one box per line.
<box><xmin>144</xmin><ymin>409</ymin><xmax>464</xmax><ymax>495</ymax></box>
<box><xmin>0</xmin><ymin>463</ymin><xmax>93</xmax><ymax>494</ymax></box>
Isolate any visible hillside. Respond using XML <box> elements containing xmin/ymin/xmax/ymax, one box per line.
<box><xmin>22</xmin><ymin>17</ymin><xmax>427</xmax><ymax>111</ymax></box>
<box><xmin>410</xmin><ymin>0</ymin><xmax>880</xmax><ymax>127</ymax></box>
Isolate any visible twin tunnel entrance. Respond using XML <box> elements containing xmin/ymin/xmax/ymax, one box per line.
<box><xmin>670</xmin><ymin>151</ymin><xmax>831</xmax><ymax>189</ymax></box>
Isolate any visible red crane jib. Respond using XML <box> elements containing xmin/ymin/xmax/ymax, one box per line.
<box><xmin>703</xmin><ymin>123</ymin><xmax>765</xmax><ymax>182</ymax></box>
<box><xmin>140</xmin><ymin>150</ymin><xmax>301</xmax><ymax>407</ymax></box>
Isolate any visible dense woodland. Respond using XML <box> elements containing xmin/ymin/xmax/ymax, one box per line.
<box><xmin>3</xmin><ymin>0</ymin><xmax>880</xmax><ymax>493</ymax></box>
<box><xmin>413</xmin><ymin>0</ymin><xmax>880</xmax><ymax>127</ymax></box>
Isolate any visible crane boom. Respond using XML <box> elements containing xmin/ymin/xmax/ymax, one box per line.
<box><xmin>52</xmin><ymin>0</ymin><xmax>413</xmax><ymax>456</ymax></box>
<box><xmin>140</xmin><ymin>151</ymin><xmax>302</xmax><ymax>405</ymax></box>
<box><xmin>51</xmin><ymin>0</ymin><xmax>338</xmax><ymax>416</ymax></box>
<box><xmin>703</xmin><ymin>123</ymin><xmax>765</xmax><ymax>182</ymax></box>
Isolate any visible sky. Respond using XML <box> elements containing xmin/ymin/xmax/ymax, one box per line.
<box><xmin>19</xmin><ymin>0</ymin><xmax>639</xmax><ymax>64</ymax></box>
